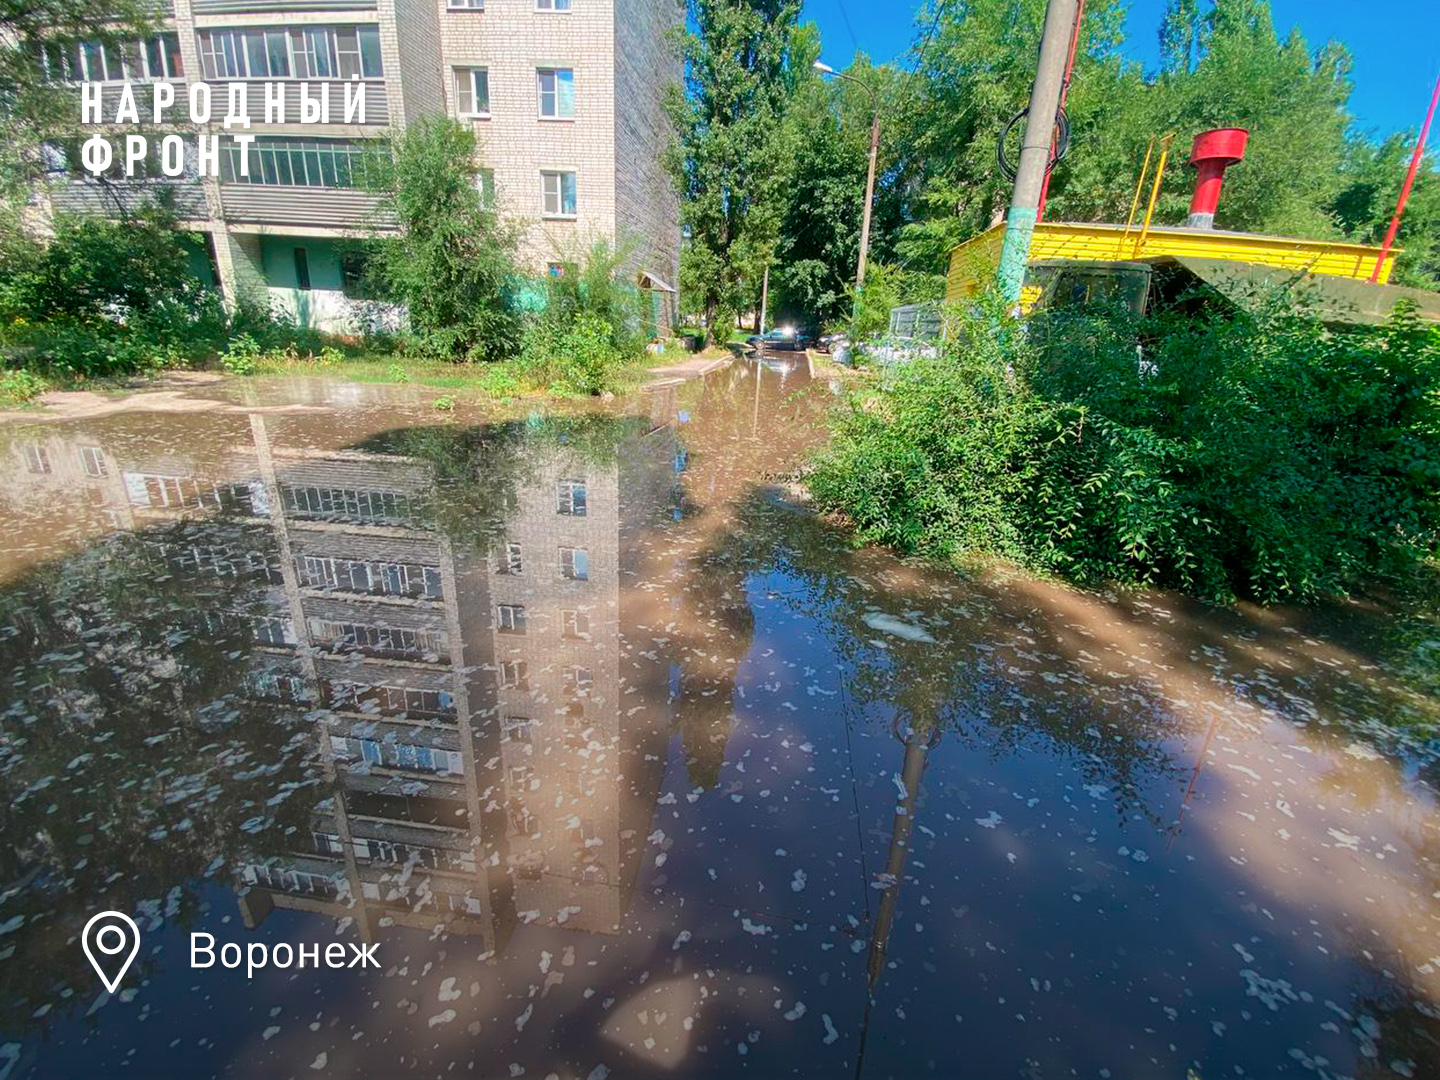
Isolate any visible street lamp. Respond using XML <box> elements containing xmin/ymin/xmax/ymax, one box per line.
<box><xmin>813</xmin><ymin>59</ymin><xmax>880</xmax><ymax>291</ymax></box>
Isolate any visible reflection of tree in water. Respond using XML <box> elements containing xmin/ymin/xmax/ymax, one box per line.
<box><xmin>0</xmin><ymin>524</ymin><xmax>320</xmax><ymax>1033</ymax></box>
<box><xmin>682</xmin><ymin>491</ymin><xmax>1186</xmax><ymax>819</ymax></box>
<box><xmin>669</xmin><ymin>538</ymin><xmax>754</xmax><ymax>789</ymax></box>
<box><xmin>353</xmin><ymin>413</ymin><xmax>653</xmax><ymax>555</ymax></box>
<box><xmin>1340</xmin><ymin>958</ymin><xmax>1440</xmax><ymax>1077</ymax></box>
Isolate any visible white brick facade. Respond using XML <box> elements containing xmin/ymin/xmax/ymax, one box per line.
<box><xmin>43</xmin><ymin>0</ymin><xmax>682</xmax><ymax>330</ymax></box>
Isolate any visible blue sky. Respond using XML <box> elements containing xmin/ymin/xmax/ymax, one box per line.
<box><xmin>800</xmin><ymin>0</ymin><xmax>1437</xmax><ymax>140</ymax></box>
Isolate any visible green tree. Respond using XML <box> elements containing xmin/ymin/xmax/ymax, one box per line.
<box><xmin>0</xmin><ymin>206</ymin><xmax>198</xmax><ymax>324</ymax></box>
<box><xmin>0</xmin><ymin>0</ymin><xmax>155</xmax><ymax>202</ymax></box>
<box><xmin>771</xmin><ymin>56</ymin><xmax>915</xmax><ymax>329</ymax></box>
<box><xmin>664</xmin><ymin>0</ymin><xmax>807</xmax><ymax>342</ymax></box>
<box><xmin>364</xmin><ymin>116</ymin><xmax>522</xmax><ymax>361</ymax></box>
<box><xmin>1332</xmin><ymin>133</ymin><xmax>1440</xmax><ymax>289</ymax></box>
<box><xmin>894</xmin><ymin>0</ymin><xmax>1137</xmax><ymax>270</ymax></box>
<box><xmin>895</xmin><ymin>0</ymin><xmax>1370</xmax><ymax>270</ymax></box>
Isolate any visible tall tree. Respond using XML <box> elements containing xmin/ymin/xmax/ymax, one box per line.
<box><xmin>0</xmin><ymin>0</ymin><xmax>155</xmax><ymax>202</ymax></box>
<box><xmin>771</xmin><ymin>56</ymin><xmax>915</xmax><ymax>329</ymax></box>
<box><xmin>1159</xmin><ymin>0</ymin><xmax>1204</xmax><ymax>75</ymax></box>
<box><xmin>664</xmin><ymin>0</ymin><xmax>806</xmax><ymax>341</ymax></box>
<box><xmin>1332</xmin><ymin>132</ymin><xmax>1440</xmax><ymax>288</ymax></box>
<box><xmin>895</xmin><ymin>0</ymin><xmax>1367</xmax><ymax>271</ymax></box>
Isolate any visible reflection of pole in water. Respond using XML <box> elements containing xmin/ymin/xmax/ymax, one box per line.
<box><xmin>854</xmin><ymin>723</ymin><xmax>935</xmax><ymax>1077</ymax></box>
<box><xmin>1167</xmin><ymin>710</ymin><xmax>1221</xmax><ymax>853</ymax></box>
<box><xmin>752</xmin><ymin>358</ymin><xmax>763</xmax><ymax>436</ymax></box>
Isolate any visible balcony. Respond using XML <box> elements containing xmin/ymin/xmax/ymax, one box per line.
<box><xmin>48</xmin><ymin>176</ymin><xmax>208</xmax><ymax>222</ymax></box>
<box><xmin>193</xmin><ymin>0</ymin><xmax>376</xmax><ymax>12</ymax></box>
<box><xmin>199</xmin><ymin>79</ymin><xmax>389</xmax><ymax>128</ymax></box>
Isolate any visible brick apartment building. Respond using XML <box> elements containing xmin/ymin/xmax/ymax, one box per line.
<box><xmin>35</xmin><ymin>0</ymin><xmax>682</xmax><ymax>335</ymax></box>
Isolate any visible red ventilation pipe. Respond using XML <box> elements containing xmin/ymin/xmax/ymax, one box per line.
<box><xmin>1185</xmin><ymin>127</ymin><xmax>1249</xmax><ymax>229</ymax></box>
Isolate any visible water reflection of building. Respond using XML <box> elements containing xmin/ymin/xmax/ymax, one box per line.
<box><xmin>1</xmin><ymin>411</ymin><xmax>677</xmax><ymax>954</ymax></box>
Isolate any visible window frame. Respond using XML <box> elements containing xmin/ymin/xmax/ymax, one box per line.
<box><xmin>556</xmin><ymin>477</ymin><xmax>587</xmax><ymax>514</ymax></box>
<box><xmin>220</xmin><ymin>137</ymin><xmax>369</xmax><ymax>190</ymax></box>
<box><xmin>535</xmin><ymin>0</ymin><xmax>573</xmax><ymax>10</ymax></box>
<box><xmin>196</xmin><ymin>25</ymin><xmax>381</xmax><ymax>82</ymax></box>
<box><xmin>497</xmin><ymin>540</ymin><xmax>523</xmax><ymax>575</ymax></box>
<box><xmin>454</xmin><ymin>66</ymin><xmax>490</xmax><ymax>118</ymax></box>
<box><xmin>496</xmin><ymin>604</ymin><xmax>527</xmax><ymax>635</ymax></box>
<box><xmin>540</xmin><ymin>169</ymin><xmax>578</xmax><ymax>218</ymax></box>
<box><xmin>559</xmin><ymin>545</ymin><xmax>589</xmax><ymax>581</ymax></box>
<box><xmin>561</xmin><ymin>609</ymin><xmax>589</xmax><ymax>639</ymax></box>
<box><xmin>536</xmin><ymin>67</ymin><xmax>575</xmax><ymax>120</ymax></box>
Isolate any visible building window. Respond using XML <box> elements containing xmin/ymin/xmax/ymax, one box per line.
<box><xmin>556</xmin><ymin>478</ymin><xmax>587</xmax><ymax>515</ymax></box>
<box><xmin>39</xmin><ymin>35</ymin><xmax>183</xmax><ymax>83</ymax></box>
<box><xmin>295</xmin><ymin>555</ymin><xmax>442</xmax><ymax>599</ymax></box>
<box><xmin>293</xmin><ymin>247</ymin><xmax>312</xmax><ymax>291</ymax></box>
<box><xmin>537</xmin><ymin>68</ymin><xmax>575</xmax><ymax>119</ymax></box>
<box><xmin>309</xmin><ymin>619</ymin><xmax>445</xmax><ymax>660</ymax></box>
<box><xmin>540</xmin><ymin>170</ymin><xmax>577</xmax><ymax>217</ymax></box>
<box><xmin>502</xmin><ymin>715</ymin><xmax>533</xmax><ymax>743</ymax></box>
<box><xmin>340</xmin><ymin>253</ymin><xmax>380</xmax><ymax>300</ymax></box>
<box><xmin>498</xmin><ymin>660</ymin><xmax>529</xmax><ymax>689</ymax></box>
<box><xmin>282</xmin><ymin>483</ymin><xmax>419</xmax><ymax>525</ymax></box>
<box><xmin>327</xmin><ymin>680</ymin><xmax>456</xmax><ymax>720</ymax></box>
<box><xmin>497</xmin><ymin>541</ymin><xmax>523</xmax><ymax>575</ymax></box>
<box><xmin>197</xmin><ymin>26</ymin><xmax>381</xmax><ymax>81</ymax></box>
<box><xmin>561</xmin><ymin>609</ymin><xmax>589</xmax><ymax>639</ymax></box>
<box><xmin>454</xmin><ymin>67</ymin><xmax>489</xmax><ymax>117</ymax></box>
<box><xmin>546</xmin><ymin>262</ymin><xmax>567</xmax><ymax>278</ymax></box>
<box><xmin>23</xmin><ymin>444</ymin><xmax>51</xmax><ymax>475</ymax></box>
<box><xmin>497</xmin><ymin>604</ymin><xmax>527</xmax><ymax>634</ymax></box>
<box><xmin>447</xmin><ymin>0</ymin><xmax>484</xmax><ymax>8</ymax></box>
<box><xmin>559</xmin><ymin>546</ymin><xmax>589</xmax><ymax>581</ymax></box>
<box><xmin>79</xmin><ymin>446</ymin><xmax>107</xmax><ymax>477</ymax></box>
<box><xmin>536</xmin><ymin>0</ymin><xmax>572</xmax><ymax>9</ymax></box>
<box><xmin>566</xmin><ymin>666</ymin><xmax>593</xmax><ymax>694</ymax></box>
<box><xmin>476</xmin><ymin>168</ymin><xmax>496</xmax><ymax>209</ymax></box>
<box><xmin>221</xmin><ymin>137</ymin><xmax>369</xmax><ymax>189</ymax></box>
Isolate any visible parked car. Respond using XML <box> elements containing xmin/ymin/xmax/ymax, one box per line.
<box><xmin>745</xmin><ymin>326</ymin><xmax>812</xmax><ymax>351</ymax></box>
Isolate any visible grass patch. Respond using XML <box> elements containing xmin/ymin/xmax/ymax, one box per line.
<box><xmin>0</xmin><ymin>369</ymin><xmax>48</xmax><ymax>407</ymax></box>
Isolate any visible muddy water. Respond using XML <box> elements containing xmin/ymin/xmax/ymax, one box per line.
<box><xmin>1</xmin><ymin>359</ymin><xmax>1437</xmax><ymax>1080</ymax></box>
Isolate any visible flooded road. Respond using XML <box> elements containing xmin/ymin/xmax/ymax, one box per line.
<box><xmin>1</xmin><ymin>358</ymin><xmax>1438</xmax><ymax>1079</ymax></box>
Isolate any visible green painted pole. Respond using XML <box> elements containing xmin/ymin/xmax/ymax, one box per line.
<box><xmin>997</xmin><ymin>0</ymin><xmax>1080</xmax><ymax>306</ymax></box>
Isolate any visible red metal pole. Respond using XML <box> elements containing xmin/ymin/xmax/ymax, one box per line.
<box><xmin>1036</xmin><ymin>0</ymin><xmax>1085</xmax><ymax>223</ymax></box>
<box><xmin>1370</xmin><ymin>65</ymin><xmax>1440</xmax><ymax>283</ymax></box>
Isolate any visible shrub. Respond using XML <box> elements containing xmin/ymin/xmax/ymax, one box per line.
<box><xmin>517</xmin><ymin>241</ymin><xmax>645</xmax><ymax>394</ymax></box>
<box><xmin>0</xmin><ymin>368</ymin><xmax>47</xmax><ymax>407</ymax></box>
<box><xmin>847</xmin><ymin>263</ymin><xmax>945</xmax><ymax>342</ymax></box>
<box><xmin>362</xmin><ymin>117</ymin><xmax>523</xmax><ymax>362</ymax></box>
<box><xmin>808</xmin><ymin>298</ymin><xmax>1440</xmax><ymax>605</ymax></box>
<box><xmin>218</xmin><ymin>335</ymin><xmax>262</xmax><ymax>375</ymax></box>
<box><xmin>0</xmin><ymin>208</ymin><xmax>199</xmax><ymax>326</ymax></box>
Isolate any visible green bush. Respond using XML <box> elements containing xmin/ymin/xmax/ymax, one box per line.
<box><xmin>517</xmin><ymin>241</ymin><xmax>646</xmax><ymax>394</ymax></box>
<box><xmin>0</xmin><ymin>368</ymin><xmax>47</xmax><ymax>407</ymax></box>
<box><xmin>362</xmin><ymin>117</ymin><xmax>522</xmax><ymax>362</ymax></box>
<box><xmin>0</xmin><ymin>208</ymin><xmax>198</xmax><ymax>326</ymax></box>
<box><xmin>808</xmin><ymin>299</ymin><xmax>1440</xmax><ymax>604</ymax></box>
<box><xmin>0</xmin><ymin>210</ymin><xmax>341</xmax><ymax>380</ymax></box>
<box><xmin>218</xmin><ymin>335</ymin><xmax>262</xmax><ymax>375</ymax></box>
<box><xmin>847</xmin><ymin>263</ymin><xmax>945</xmax><ymax>341</ymax></box>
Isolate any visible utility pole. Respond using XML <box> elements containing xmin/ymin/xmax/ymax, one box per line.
<box><xmin>996</xmin><ymin>0</ymin><xmax>1081</xmax><ymax>305</ymax></box>
<box><xmin>759</xmin><ymin>263</ymin><xmax>770</xmax><ymax>334</ymax></box>
<box><xmin>857</xmin><ymin>106</ymin><xmax>880</xmax><ymax>287</ymax></box>
<box><xmin>814</xmin><ymin>61</ymin><xmax>881</xmax><ymax>290</ymax></box>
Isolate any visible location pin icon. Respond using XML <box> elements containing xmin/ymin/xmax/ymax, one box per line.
<box><xmin>82</xmin><ymin>911</ymin><xmax>141</xmax><ymax>994</ymax></box>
